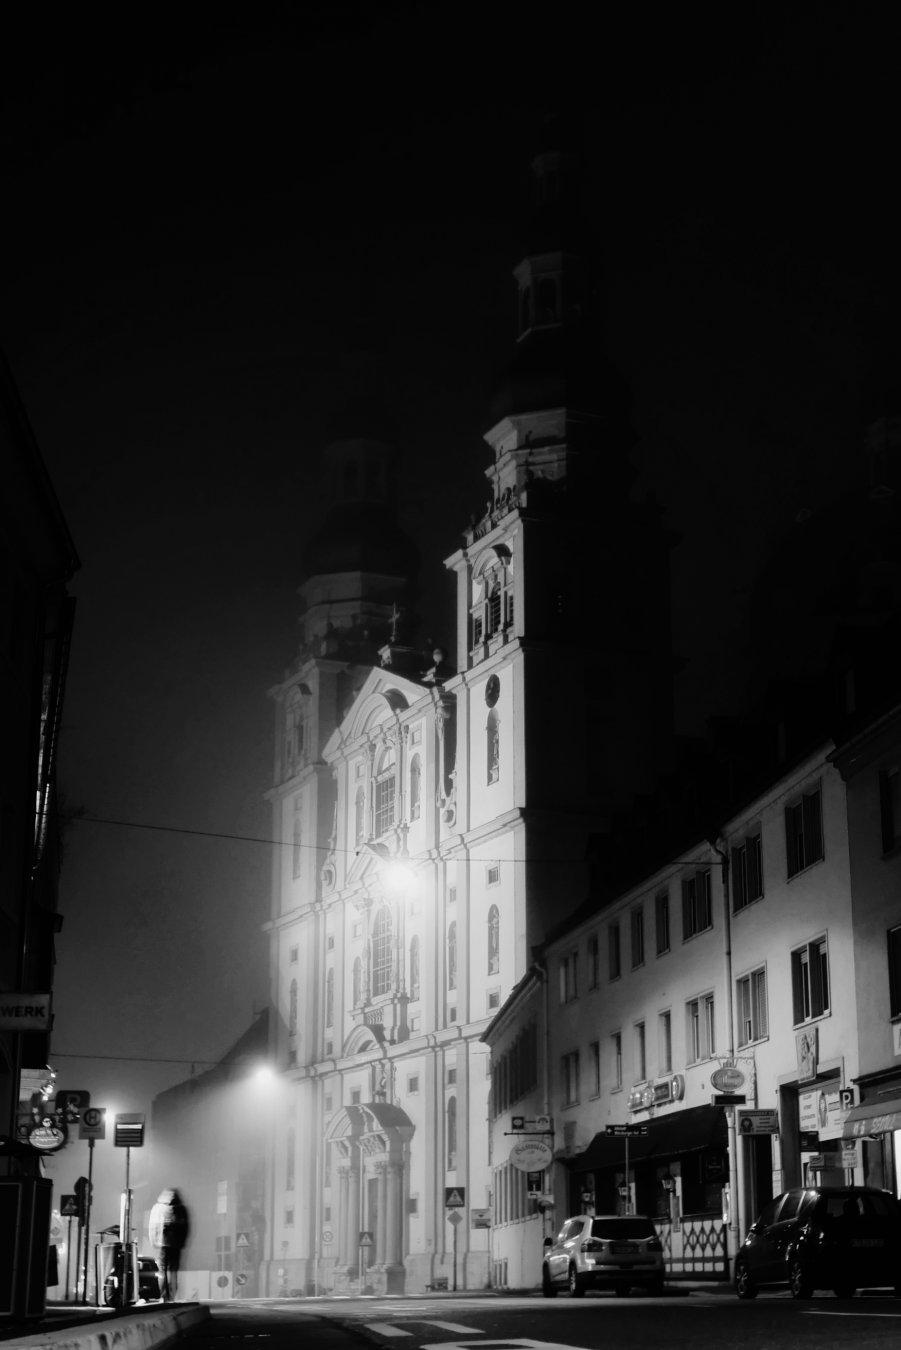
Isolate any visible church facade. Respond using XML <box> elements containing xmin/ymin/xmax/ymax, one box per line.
<box><xmin>262</xmin><ymin>145</ymin><xmax>672</xmax><ymax>1294</ymax></box>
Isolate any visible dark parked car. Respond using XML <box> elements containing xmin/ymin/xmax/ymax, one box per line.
<box><xmin>734</xmin><ymin>1186</ymin><xmax>901</xmax><ymax>1299</ymax></box>
<box><xmin>103</xmin><ymin>1254</ymin><xmax>161</xmax><ymax>1305</ymax></box>
<box><xmin>543</xmin><ymin>1214</ymin><xmax>665</xmax><ymax>1297</ymax></box>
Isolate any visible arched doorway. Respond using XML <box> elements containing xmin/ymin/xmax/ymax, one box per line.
<box><xmin>324</xmin><ymin>1100</ymin><xmax>414</xmax><ymax>1294</ymax></box>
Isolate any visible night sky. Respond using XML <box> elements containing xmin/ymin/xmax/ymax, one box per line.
<box><xmin>2</xmin><ymin>8</ymin><xmax>898</xmax><ymax>1219</ymax></box>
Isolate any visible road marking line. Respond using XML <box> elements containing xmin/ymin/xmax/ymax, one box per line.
<box><xmin>423</xmin><ymin>1323</ymin><xmax>484</xmax><ymax>1335</ymax></box>
<box><xmin>364</xmin><ymin>1325</ymin><xmax>413</xmax><ymax>1337</ymax></box>
<box><xmin>805</xmin><ymin>1310</ymin><xmax>901</xmax><ymax>1319</ymax></box>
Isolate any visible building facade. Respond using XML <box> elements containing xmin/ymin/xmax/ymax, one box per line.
<box><xmin>262</xmin><ymin>144</ymin><xmax>674</xmax><ymax>1294</ymax></box>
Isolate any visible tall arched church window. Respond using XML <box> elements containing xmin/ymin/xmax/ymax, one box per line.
<box><xmin>288</xmin><ymin>978</ymin><xmax>298</xmax><ymax>1037</ymax></box>
<box><xmin>446</xmin><ymin>1096</ymin><xmax>457</xmax><ymax>1170</ymax></box>
<box><xmin>285</xmin><ymin>696</ymin><xmax>305</xmax><ymax>776</ymax></box>
<box><xmin>354</xmin><ymin>787</ymin><xmax>365</xmax><ymax>846</ymax></box>
<box><xmin>352</xmin><ymin>955</ymin><xmax>362</xmax><ymax>1006</ymax></box>
<box><xmin>325</xmin><ymin>967</ymin><xmax>334</xmax><ymax>1027</ymax></box>
<box><xmin>487</xmin><ymin>904</ymin><xmax>500</xmax><ymax>974</ymax></box>
<box><xmin>447</xmin><ymin>921</ymin><xmax>457</xmax><ymax>991</ymax></box>
<box><xmin>409</xmin><ymin>934</ymin><xmax>421</xmax><ymax>1000</ymax></box>
<box><xmin>409</xmin><ymin>754</ymin><xmax>421</xmax><ymax>821</ymax></box>
<box><xmin>292</xmin><ymin>804</ymin><xmax>303</xmax><ymax>879</ymax></box>
<box><xmin>374</xmin><ymin>745</ymin><xmax>396</xmax><ymax>836</ymax></box>
<box><xmin>372</xmin><ymin>906</ymin><xmax>393</xmax><ymax>997</ymax></box>
<box><xmin>487</xmin><ymin>709</ymin><xmax>500</xmax><ymax>784</ymax></box>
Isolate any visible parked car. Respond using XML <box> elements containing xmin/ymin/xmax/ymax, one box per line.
<box><xmin>542</xmin><ymin>1214</ymin><xmax>665</xmax><ymax>1297</ymax></box>
<box><xmin>734</xmin><ymin>1186</ymin><xmax>901</xmax><ymax>1299</ymax></box>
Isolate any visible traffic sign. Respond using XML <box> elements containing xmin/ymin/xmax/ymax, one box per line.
<box><xmin>322</xmin><ymin>1228</ymin><xmax>334</xmax><ymax>1245</ymax></box>
<box><xmin>358</xmin><ymin>1230</ymin><xmax>373</xmax><ymax>1247</ymax></box>
<box><xmin>605</xmin><ymin>1124</ymin><xmax>648</xmax><ymax>1136</ymax></box>
<box><xmin>56</xmin><ymin>1090</ymin><xmax>90</xmax><ymax>1121</ymax></box>
<box><xmin>79</xmin><ymin>1107</ymin><xmax>106</xmax><ymax>1141</ymax></box>
<box><xmin>445</xmin><ymin>1186</ymin><xmax>466</xmax><ymax>1208</ymax></box>
<box><xmin>113</xmin><ymin>1113</ymin><xmax>145</xmax><ymax>1147</ymax></box>
<box><xmin>447</xmin><ymin>1210</ymin><xmax>463</xmax><ymax>1227</ymax></box>
<box><xmin>60</xmin><ymin>1194</ymin><xmax>79</xmax><ymax>1217</ymax></box>
<box><xmin>236</xmin><ymin>1231</ymin><xmax>251</xmax><ymax>1248</ymax></box>
<box><xmin>235</xmin><ymin>1273</ymin><xmax>247</xmax><ymax>1287</ymax></box>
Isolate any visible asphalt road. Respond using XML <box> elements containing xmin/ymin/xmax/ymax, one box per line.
<box><xmin>182</xmin><ymin>1290</ymin><xmax>901</xmax><ymax>1350</ymax></box>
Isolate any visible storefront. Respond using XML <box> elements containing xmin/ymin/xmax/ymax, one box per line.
<box><xmin>842</xmin><ymin>1070</ymin><xmax>901</xmax><ymax>1196</ymax></box>
<box><xmin>567</xmin><ymin>1105</ymin><xmax>728</xmax><ymax>1278</ymax></box>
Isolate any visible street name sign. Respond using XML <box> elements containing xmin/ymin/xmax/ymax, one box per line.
<box><xmin>605</xmin><ymin>1124</ymin><xmax>648</xmax><ymax>1136</ymax></box>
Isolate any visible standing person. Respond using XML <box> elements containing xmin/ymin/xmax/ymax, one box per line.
<box><xmin>148</xmin><ymin>1188</ymin><xmax>190</xmax><ymax>1301</ymax></box>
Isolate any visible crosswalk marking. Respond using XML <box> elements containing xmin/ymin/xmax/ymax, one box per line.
<box><xmin>364</xmin><ymin>1326</ymin><xmax>413</xmax><ymax>1337</ymax></box>
<box><xmin>363</xmin><ymin>1324</ymin><xmax>484</xmax><ymax>1339</ymax></box>
<box><xmin>424</xmin><ymin>1324</ymin><xmax>483</xmax><ymax>1335</ymax></box>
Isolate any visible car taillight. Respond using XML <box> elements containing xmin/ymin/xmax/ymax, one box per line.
<box><xmin>647</xmin><ymin>1237</ymin><xmax>663</xmax><ymax>1252</ymax></box>
<box><xmin>581</xmin><ymin>1238</ymin><xmax>604</xmax><ymax>1252</ymax></box>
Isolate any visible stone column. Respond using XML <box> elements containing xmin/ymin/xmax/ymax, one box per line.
<box><xmin>337</xmin><ymin>1164</ymin><xmax>351</xmax><ymax>1267</ymax></box>
<box><xmin>376</xmin><ymin>1160</ymin><xmax>388</xmax><ymax>1265</ymax></box>
<box><xmin>346</xmin><ymin>1162</ymin><xmax>361</xmax><ymax>1268</ymax></box>
<box><xmin>386</xmin><ymin>1160</ymin><xmax>403</xmax><ymax>1267</ymax></box>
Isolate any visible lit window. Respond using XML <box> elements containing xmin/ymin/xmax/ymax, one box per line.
<box><xmin>352</xmin><ymin>956</ymin><xmax>362</xmax><ymax>1006</ymax></box>
<box><xmin>487</xmin><ymin>904</ymin><xmax>500</xmax><ymax>974</ymax></box>
<box><xmin>409</xmin><ymin>935</ymin><xmax>421</xmax><ymax>1000</ymax></box>
<box><xmin>559</xmin><ymin>951</ymin><xmax>578</xmax><ymax>1003</ymax></box>
<box><xmin>791</xmin><ymin>937</ymin><xmax>829</xmax><ymax>1023</ymax></box>
<box><xmin>447</xmin><ymin>921</ymin><xmax>457</xmax><ymax>990</ymax></box>
<box><xmin>374</xmin><ymin>746</ymin><xmax>396</xmax><ymax>836</ymax></box>
<box><xmin>737</xmin><ymin>967</ymin><xmax>768</xmax><ymax>1045</ymax></box>
<box><xmin>409</xmin><ymin>754</ymin><xmax>422</xmax><ymax>821</ymax></box>
<box><xmin>371</xmin><ymin>906</ymin><xmax>392</xmax><ymax>997</ymax></box>
<box><xmin>785</xmin><ymin>786</ymin><xmax>824</xmax><ymax>877</ymax></box>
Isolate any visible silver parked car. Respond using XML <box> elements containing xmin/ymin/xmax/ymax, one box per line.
<box><xmin>543</xmin><ymin>1214</ymin><xmax>666</xmax><ymax>1297</ymax></box>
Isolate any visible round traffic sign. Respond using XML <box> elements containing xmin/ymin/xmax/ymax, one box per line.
<box><xmin>322</xmin><ymin>1229</ymin><xmax>334</xmax><ymax>1245</ymax></box>
<box><xmin>83</xmin><ymin>1107</ymin><xmax>104</xmax><ymax>1128</ymax></box>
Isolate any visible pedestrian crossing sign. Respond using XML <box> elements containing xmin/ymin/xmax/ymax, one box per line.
<box><xmin>236</xmin><ymin>1231</ymin><xmax>251</xmax><ymax>1248</ymax></box>
<box><xmin>444</xmin><ymin>1187</ymin><xmax>465</xmax><ymax>1208</ymax></box>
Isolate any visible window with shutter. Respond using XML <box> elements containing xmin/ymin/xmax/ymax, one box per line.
<box><xmin>786</xmin><ymin>787</ymin><xmax>824</xmax><ymax>877</ymax></box>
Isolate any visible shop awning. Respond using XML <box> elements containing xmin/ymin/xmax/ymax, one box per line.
<box><xmin>842</xmin><ymin>1095</ymin><xmax>901</xmax><ymax>1139</ymax></box>
<box><xmin>568</xmin><ymin>1105</ymin><xmax>727</xmax><ymax>1173</ymax></box>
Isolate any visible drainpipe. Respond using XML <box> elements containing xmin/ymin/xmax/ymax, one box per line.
<box><xmin>710</xmin><ymin>839</ymin><xmax>741</xmax><ymax>1271</ymax></box>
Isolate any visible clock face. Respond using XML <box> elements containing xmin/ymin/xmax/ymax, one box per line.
<box><xmin>485</xmin><ymin>675</ymin><xmax>500</xmax><ymax>707</ymax></box>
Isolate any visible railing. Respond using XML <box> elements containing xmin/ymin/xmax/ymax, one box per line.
<box><xmin>654</xmin><ymin>1212</ymin><xmax>728</xmax><ymax>1278</ymax></box>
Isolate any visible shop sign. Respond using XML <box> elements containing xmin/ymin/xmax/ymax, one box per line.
<box><xmin>796</xmin><ymin>1027</ymin><xmax>818</xmax><ymax>1082</ymax></box>
<box><xmin>738</xmin><ymin>1109</ymin><xmax>779</xmax><ymax>1134</ymax></box>
<box><xmin>0</xmin><ymin>993</ymin><xmax>51</xmax><ymax>1032</ymax></box>
<box><xmin>471</xmin><ymin>1208</ymin><xmax>491</xmax><ymax>1228</ymax></box>
<box><xmin>509</xmin><ymin>1138</ymin><xmax>554</xmax><ymax>1171</ymax></box>
<box><xmin>799</xmin><ymin>1087</ymin><xmax>848</xmax><ymax>1140</ymax></box>
<box><xmin>28</xmin><ymin>1118</ymin><xmax>67</xmax><ymax>1152</ymax></box>
<box><xmin>840</xmin><ymin>1142</ymin><xmax>860</xmax><ymax>1169</ymax></box>
<box><xmin>711</xmin><ymin>1066</ymin><xmax>745</xmax><ymax>1093</ymax></box>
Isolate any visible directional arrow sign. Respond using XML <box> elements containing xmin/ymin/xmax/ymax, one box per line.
<box><xmin>605</xmin><ymin>1124</ymin><xmax>648</xmax><ymax>1136</ymax></box>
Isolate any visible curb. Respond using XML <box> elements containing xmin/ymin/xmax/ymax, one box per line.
<box><xmin>0</xmin><ymin>1303</ymin><xmax>210</xmax><ymax>1350</ymax></box>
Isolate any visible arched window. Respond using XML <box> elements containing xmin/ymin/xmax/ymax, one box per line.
<box><xmin>354</xmin><ymin>787</ymin><xmax>365</xmax><ymax>845</ymax></box>
<box><xmin>352</xmin><ymin>955</ymin><xmax>362</xmax><ymax>1006</ymax></box>
<box><xmin>409</xmin><ymin>934</ymin><xmax>420</xmax><ymax>1000</ymax></box>
<box><xmin>374</xmin><ymin>745</ymin><xmax>396</xmax><ymax>836</ymax></box>
<box><xmin>292</xmin><ymin>806</ymin><xmax>303</xmax><ymax>879</ymax></box>
<box><xmin>288</xmin><ymin>978</ymin><xmax>298</xmax><ymax>1037</ymax></box>
<box><xmin>446</xmin><ymin>1096</ymin><xmax>457</xmax><ymax>1170</ymax></box>
<box><xmin>487</xmin><ymin>709</ymin><xmax>500</xmax><ymax>784</ymax></box>
<box><xmin>325</xmin><ymin>968</ymin><xmax>334</xmax><ymax>1027</ymax></box>
<box><xmin>372</xmin><ymin>906</ymin><xmax>393</xmax><ymax>997</ymax></box>
<box><xmin>409</xmin><ymin>754</ymin><xmax>421</xmax><ymax>821</ymax></box>
<box><xmin>470</xmin><ymin>555</ymin><xmax>514</xmax><ymax>649</ymax></box>
<box><xmin>286</xmin><ymin>1126</ymin><xmax>296</xmax><ymax>1190</ymax></box>
<box><xmin>487</xmin><ymin>904</ymin><xmax>500</xmax><ymax>974</ymax></box>
<box><xmin>447</xmin><ymin>921</ymin><xmax>457</xmax><ymax>991</ymax></box>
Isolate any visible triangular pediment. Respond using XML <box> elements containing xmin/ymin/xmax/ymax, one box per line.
<box><xmin>323</xmin><ymin>666</ymin><xmax>427</xmax><ymax>761</ymax></box>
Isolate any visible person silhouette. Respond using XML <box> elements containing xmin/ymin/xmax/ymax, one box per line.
<box><xmin>148</xmin><ymin>1188</ymin><xmax>190</xmax><ymax>1301</ymax></box>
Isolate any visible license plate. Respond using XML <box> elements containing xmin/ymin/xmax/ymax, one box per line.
<box><xmin>612</xmin><ymin>1243</ymin><xmax>638</xmax><ymax>1253</ymax></box>
<box><xmin>850</xmin><ymin>1238</ymin><xmax>884</xmax><ymax>1247</ymax></box>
